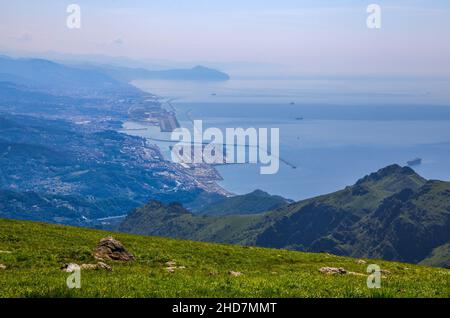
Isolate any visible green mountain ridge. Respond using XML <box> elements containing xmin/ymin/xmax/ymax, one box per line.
<box><xmin>190</xmin><ymin>189</ymin><xmax>292</xmax><ymax>216</ymax></box>
<box><xmin>119</xmin><ymin>200</ymin><xmax>263</xmax><ymax>245</ymax></box>
<box><xmin>119</xmin><ymin>165</ymin><xmax>450</xmax><ymax>267</ymax></box>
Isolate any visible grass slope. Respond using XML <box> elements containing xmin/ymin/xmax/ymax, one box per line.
<box><xmin>0</xmin><ymin>218</ymin><xmax>449</xmax><ymax>298</ymax></box>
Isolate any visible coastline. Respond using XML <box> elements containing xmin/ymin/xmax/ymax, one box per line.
<box><xmin>118</xmin><ymin>86</ymin><xmax>232</xmax><ymax>197</ymax></box>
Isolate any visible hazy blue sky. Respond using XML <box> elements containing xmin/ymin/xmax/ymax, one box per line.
<box><xmin>1</xmin><ymin>0</ymin><xmax>450</xmax><ymax>76</ymax></box>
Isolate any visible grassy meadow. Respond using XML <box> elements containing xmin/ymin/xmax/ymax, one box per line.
<box><xmin>0</xmin><ymin>218</ymin><xmax>448</xmax><ymax>298</ymax></box>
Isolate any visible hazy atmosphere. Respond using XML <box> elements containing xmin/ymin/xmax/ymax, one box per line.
<box><xmin>1</xmin><ymin>0</ymin><xmax>450</xmax><ymax>77</ymax></box>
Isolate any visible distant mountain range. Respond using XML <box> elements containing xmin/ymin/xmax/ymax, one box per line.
<box><xmin>0</xmin><ymin>55</ymin><xmax>135</xmax><ymax>97</ymax></box>
<box><xmin>0</xmin><ymin>56</ymin><xmax>230</xmax><ymax>98</ymax></box>
<box><xmin>91</xmin><ymin>64</ymin><xmax>230</xmax><ymax>82</ymax></box>
<box><xmin>119</xmin><ymin>165</ymin><xmax>450</xmax><ymax>267</ymax></box>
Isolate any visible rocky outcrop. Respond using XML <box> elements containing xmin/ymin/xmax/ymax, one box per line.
<box><xmin>93</xmin><ymin>237</ymin><xmax>135</xmax><ymax>261</ymax></box>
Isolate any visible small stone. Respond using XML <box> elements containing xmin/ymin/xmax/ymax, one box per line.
<box><xmin>80</xmin><ymin>264</ymin><xmax>98</xmax><ymax>270</ymax></box>
<box><xmin>356</xmin><ymin>259</ymin><xmax>367</xmax><ymax>265</ymax></box>
<box><xmin>0</xmin><ymin>264</ymin><xmax>6</xmax><ymax>270</ymax></box>
<box><xmin>348</xmin><ymin>271</ymin><xmax>365</xmax><ymax>277</ymax></box>
<box><xmin>165</xmin><ymin>263</ymin><xmax>185</xmax><ymax>272</ymax></box>
<box><xmin>78</xmin><ymin>262</ymin><xmax>113</xmax><ymax>271</ymax></box>
<box><xmin>319</xmin><ymin>267</ymin><xmax>347</xmax><ymax>275</ymax></box>
<box><xmin>62</xmin><ymin>262</ymin><xmax>113</xmax><ymax>272</ymax></box>
<box><xmin>229</xmin><ymin>271</ymin><xmax>243</xmax><ymax>277</ymax></box>
<box><xmin>166</xmin><ymin>266</ymin><xmax>176</xmax><ymax>273</ymax></box>
<box><xmin>96</xmin><ymin>261</ymin><xmax>113</xmax><ymax>271</ymax></box>
<box><xmin>165</xmin><ymin>261</ymin><xmax>177</xmax><ymax>267</ymax></box>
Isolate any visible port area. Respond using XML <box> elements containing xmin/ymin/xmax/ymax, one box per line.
<box><xmin>127</xmin><ymin>96</ymin><xmax>180</xmax><ymax>133</ymax></box>
<box><xmin>122</xmin><ymin>95</ymin><xmax>230</xmax><ymax>197</ymax></box>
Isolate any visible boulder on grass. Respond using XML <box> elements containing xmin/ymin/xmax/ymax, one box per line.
<box><xmin>93</xmin><ymin>237</ymin><xmax>135</xmax><ymax>261</ymax></box>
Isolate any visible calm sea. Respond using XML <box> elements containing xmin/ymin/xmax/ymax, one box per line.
<box><xmin>125</xmin><ymin>78</ymin><xmax>450</xmax><ymax>200</ymax></box>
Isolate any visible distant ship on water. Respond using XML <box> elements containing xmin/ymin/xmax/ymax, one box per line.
<box><xmin>407</xmin><ymin>158</ymin><xmax>422</xmax><ymax>167</ymax></box>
